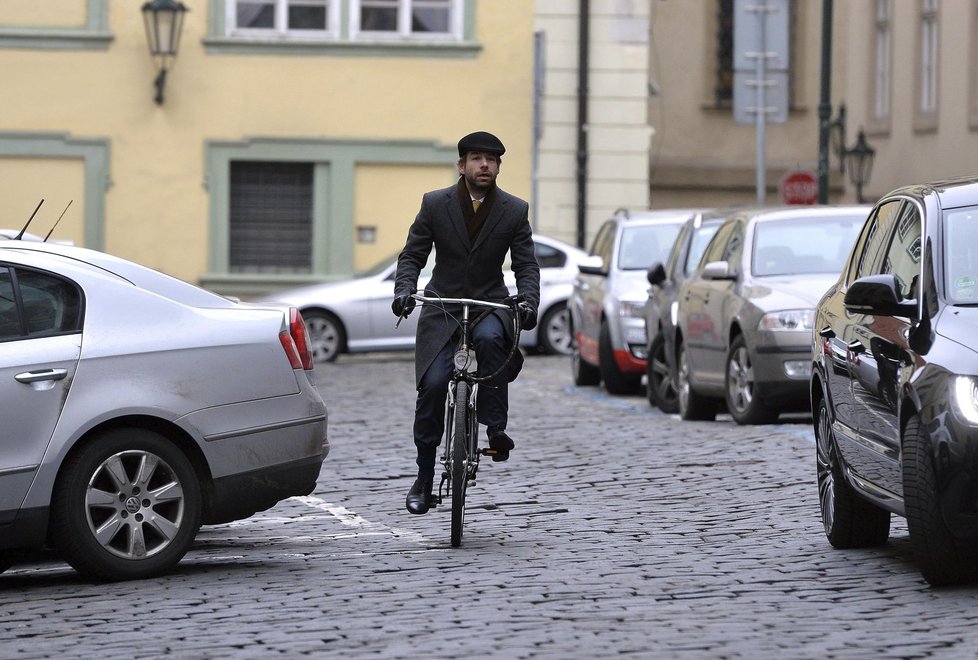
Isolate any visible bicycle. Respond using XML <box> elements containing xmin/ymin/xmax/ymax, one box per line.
<box><xmin>399</xmin><ymin>292</ymin><xmax>523</xmax><ymax>547</ymax></box>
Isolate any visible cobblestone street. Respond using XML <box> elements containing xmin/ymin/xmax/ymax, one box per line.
<box><xmin>4</xmin><ymin>353</ymin><xmax>978</xmax><ymax>658</ymax></box>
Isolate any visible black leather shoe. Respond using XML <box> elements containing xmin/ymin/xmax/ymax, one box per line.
<box><xmin>487</xmin><ymin>429</ymin><xmax>515</xmax><ymax>462</ymax></box>
<box><xmin>406</xmin><ymin>477</ymin><xmax>433</xmax><ymax>515</ymax></box>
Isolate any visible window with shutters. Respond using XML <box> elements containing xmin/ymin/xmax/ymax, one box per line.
<box><xmin>229</xmin><ymin>161</ymin><xmax>314</xmax><ymax>274</ymax></box>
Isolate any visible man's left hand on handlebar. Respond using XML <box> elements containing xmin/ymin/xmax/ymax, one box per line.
<box><xmin>516</xmin><ymin>301</ymin><xmax>537</xmax><ymax>331</ymax></box>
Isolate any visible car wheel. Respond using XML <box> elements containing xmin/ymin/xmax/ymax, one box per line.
<box><xmin>646</xmin><ymin>333</ymin><xmax>678</xmax><ymax>413</ymax></box>
<box><xmin>725</xmin><ymin>335</ymin><xmax>778</xmax><ymax>425</ymax></box>
<box><xmin>815</xmin><ymin>396</ymin><xmax>889</xmax><ymax>549</ymax></box>
<box><xmin>903</xmin><ymin>414</ymin><xmax>978</xmax><ymax>586</ymax></box>
<box><xmin>571</xmin><ymin>340</ymin><xmax>601</xmax><ymax>386</ymax></box>
<box><xmin>538</xmin><ymin>303</ymin><xmax>573</xmax><ymax>355</ymax></box>
<box><xmin>677</xmin><ymin>341</ymin><xmax>716</xmax><ymax>421</ymax></box>
<box><xmin>599</xmin><ymin>320</ymin><xmax>641</xmax><ymax>395</ymax></box>
<box><xmin>302</xmin><ymin>310</ymin><xmax>345</xmax><ymax>363</ymax></box>
<box><xmin>51</xmin><ymin>428</ymin><xmax>202</xmax><ymax>581</ymax></box>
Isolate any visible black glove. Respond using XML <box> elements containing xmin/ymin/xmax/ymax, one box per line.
<box><xmin>517</xmin><ymin>301</ymin><xmax>537</xmax><ymax>331</ymax></box>
<box><xmin>392</xmin><ymin>293</ymin><xmax>416</xmax><ymax>318</ymax></box>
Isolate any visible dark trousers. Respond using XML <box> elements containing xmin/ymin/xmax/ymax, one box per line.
<box><xmin>413</xmin><ymin>313</ymin><xmax>509</xmax><ymax>480</ymax></box>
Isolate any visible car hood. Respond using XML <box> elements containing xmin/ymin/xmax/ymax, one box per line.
<box><xmin>613</xmin><ymin>269</ymin><xmax>654</xmax><ymax>300</ymax></box>
<box><xmin>744</xmin><ymin>274</ymin><xmax>837</xmax><ymax>311</ymax></box>
<box><xmin>936</xmin><ymin>306</ymin><xmax>978</xmax><ymax>354</ymax></box>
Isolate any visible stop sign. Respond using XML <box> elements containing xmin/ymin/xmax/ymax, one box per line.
<box><xmin>779</xmin><ymin>170</ymin><xmax>818</xmax><ymax>205</ymax></box>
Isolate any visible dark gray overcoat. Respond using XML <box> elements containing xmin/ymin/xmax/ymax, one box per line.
<box><xmin>394</xmin><ymin>181</ymin><xmax>541</xmax><ymax>387</ymax></box>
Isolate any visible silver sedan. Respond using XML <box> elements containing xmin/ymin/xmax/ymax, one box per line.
<box><xmin>262</xmin><ymin>234</ymin><xmax>587</xmax><ymax>362</ymax></box>
<box><xmin>0</xmin><ymin>241</ymin><xmax>328</xmax><ymax>580</ymax></box>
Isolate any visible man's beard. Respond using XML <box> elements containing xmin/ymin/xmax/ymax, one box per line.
<box><xmin>465</xmin><ymin>171</ymin><xmax>495</xmax><ymax>194</ymax></box>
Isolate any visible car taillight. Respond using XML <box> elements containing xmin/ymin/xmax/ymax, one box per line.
<box><xmin>279</xmin><ymin>307</ymin><xmax>314</xmax><ymax>370</ymax></box>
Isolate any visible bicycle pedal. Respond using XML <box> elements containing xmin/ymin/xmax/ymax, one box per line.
<box><xmin>480</xmin><ymin>448</ymin><xmax>498</xmax><ymax>456</ymax></box>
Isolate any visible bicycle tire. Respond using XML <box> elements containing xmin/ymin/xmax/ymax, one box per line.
<box><xmin>450</xmin><ymin>380</ymin><xmax>469</xmax><ymax>547</ymax></box>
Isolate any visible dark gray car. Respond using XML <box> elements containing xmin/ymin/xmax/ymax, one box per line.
<box><xmin>643</xmin><ymin>210</ymin><xmax>729</xmax><ymax>411</ymax></box>
<box><xmin>675</xmin><ymin>205</ymin><xmax>869</xmax><ymax>424</ymax></box>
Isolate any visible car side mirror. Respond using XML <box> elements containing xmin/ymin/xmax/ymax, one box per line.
<box><xmin>647</xmin><ymin>261</ymin><xmax>667</xmax><ymax>286</ymax></box>
<box><xmin>701</xmin><ymin>260</ymin><xmax>734</xmax><ymax>281</ymax></box>
<box><xmin>577</xmin><ymin>255</ymin><xmax>607</xmax><ymax>276</ymax></box>
<box><xmin>844</xmin><ymin>274</ymin><xmax>918</xmax><ymax>319</ymax></box>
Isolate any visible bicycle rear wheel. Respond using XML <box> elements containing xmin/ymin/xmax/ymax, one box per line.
<box><xmin>450</xmin><ymin>380</ymin><xmax>469</xmax><ymax>547</ymax></box>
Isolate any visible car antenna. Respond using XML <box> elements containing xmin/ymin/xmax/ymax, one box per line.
<box><xmin>14</xmin><ymin>199</ymin><xmax>44</xmax><ymax>240</ymax></box>
<box><xmin>43</xmin><ymin>200</ymin><xmax>73</xmax><ymax>242</ymax></box>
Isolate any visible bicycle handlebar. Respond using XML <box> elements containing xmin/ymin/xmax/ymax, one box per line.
<box><xmin>409</xmin><ymin>293</ymin><xmax>517</xmax><ymax>311</ymax></box>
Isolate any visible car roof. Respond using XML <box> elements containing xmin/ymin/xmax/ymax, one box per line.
<box><xmin>0</xmin><ymin>241</ymin><xmax>235</xmax><ymax>308</ymax></box>
<box><xmin>617</xmin><ymin>208</ymin><xmax>704</xmax><ymax>226</ymax></box>
<box><xmin>882</xmin><ymin>176</ymin><xmax>978</xmax><ymax>211</ymax></box>
<box><xmin>730</xmin><ymin>204</ymin><xmax>872</xmax><ymax>225</ymax></box>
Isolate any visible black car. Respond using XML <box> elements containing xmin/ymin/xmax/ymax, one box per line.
<box><xmin>643</xmin><ymin>210</ymin><xmax>727</xmax><ymax>411</ymax></box>
<box><xmin>811</xmin><ymin>176</ymin><xmax>978</xmax><ymax>586</ymax></box>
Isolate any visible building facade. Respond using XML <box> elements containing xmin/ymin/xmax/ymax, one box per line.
<box><xmin>0</xmin><ymin>0</ymin><xmax>534</xmax><ymax>296</ymax></box>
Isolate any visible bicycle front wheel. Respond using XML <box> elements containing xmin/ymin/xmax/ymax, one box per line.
<box><xmin>450</xmin><ymin>380</ymin><xmax>469</xmax><ymax>547</ymax></box>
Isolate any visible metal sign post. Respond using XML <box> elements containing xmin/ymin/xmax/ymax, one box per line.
<box><xmin>733</xmin><ymin>0</ymin><xmax>790</xmax><ymax>205</ymax></box>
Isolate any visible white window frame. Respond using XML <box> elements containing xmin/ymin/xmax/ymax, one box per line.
<box><xmin>350</xmin><ymin>0</ymin><xmax>463</xmax><ymax>41</ymax></box>
<box><xmin>227</xmin><ymin>0</ymin><xmax>341</xmax><ymax>39</ymax></box>
<box><xmin>918</xmin><ymin>0</ymin><xmax>939</xmax><ymax>116</ymax></box>
<box><xmin>872</xmin><ymin>0</ymin><xmax>892</xmax><ymax>125</ymax></box>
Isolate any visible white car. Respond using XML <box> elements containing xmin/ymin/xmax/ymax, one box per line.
<box><xmin>0</xmin><ymin>241</ymin><xmax>327</xmax><ymax>580</ymax></box>
<box><xmin>261</xmin><ymin>234</ymin><xmax>588</xmax><ymax>362</ymax></box>
<box><xmin>1</xmin><ymin>228</ymin><xmax>74</xmax><ymax>245</ymax></box>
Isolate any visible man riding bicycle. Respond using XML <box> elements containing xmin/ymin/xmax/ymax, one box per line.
<box><xmin>392</xmin><ymin>131</ymin><xmax>541</xmax><ymax>515</ymax></box>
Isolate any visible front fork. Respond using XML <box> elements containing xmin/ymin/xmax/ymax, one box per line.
<box><xmin>437</xmin><ymin>378</ymin><xmax>480</xmax><ymax>504</ymax></box>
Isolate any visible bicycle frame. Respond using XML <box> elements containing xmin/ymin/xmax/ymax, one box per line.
<box><xmin>406</xmin><ymin>293</ymin><xmax>522</xmax><ymax>546</ymax></box>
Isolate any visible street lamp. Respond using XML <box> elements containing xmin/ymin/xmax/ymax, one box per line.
<box><xmin>142</xmin><ymin>0</ymin><xmax>189</xmax><ymax>105</ymax></box>
<box><xmin>845</xmin><ymin>129</ymin><xmax>875</xmax><ymax>204</ymax></box>
<box><xmin>829</xmin><ymin>104</ymin><xmax>847</xmax><ymax>173</ymax></box>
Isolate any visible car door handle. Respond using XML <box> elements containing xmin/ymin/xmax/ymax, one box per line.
<box><xmin>846</xmin><ymin>340</ymin><xmax>865</xmax><ymax>355</ymax></box>
<box><xmin>15</xmin><ymin>368</ymin><xmax>68</xmax><ymax>383</ymax></box>
<box><xmin>818</xmin><ymin>326</ymin><xmax>835</xmax><ymax>339</ymax></box>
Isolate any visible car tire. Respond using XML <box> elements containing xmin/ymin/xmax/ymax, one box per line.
<box><xmin>903</xmin><ymin>414</ymin><xmax>978</xmax><ymax>586</ymax></box>
<box><xmin>302</xmin><ymin>309</ymin><xmax>345</xmax><ymax>363</ymax></box>
<box><xmin>599</xmin><ymin>320</ymin><xmax>641</xmax><ymax>395</ymax></box>
<box><xmin>646</xmin><ymin>333</ymin><xmax>678</xmax><ymax>413</ymax></box>
<box><xmin>571</xmin><ymin>340</ymin><xmax>601</xmax><ymax>387</ymax></box>
<box><xmin>538</xmin><ymin>302</ymin><xmax>573</xmax><ymax>355</ymax></box>
<box><xmin>815</xmin><ymin>397</ymin><xmax>890</xmax><ymax>549</ymax></box>
<box><xmin>51</xmin><ymin>428</ymin><xmax>202</xmax><ymax>581</ymax></box>
<box><xmin>725</xmin><ymin>335</ymin><xmax>778</xmax><ymax>425</ymax></box>
<box><xmin>677</xmin><ymin>341</ymin><xmax>716</xmax><ymax>421</ymax></box>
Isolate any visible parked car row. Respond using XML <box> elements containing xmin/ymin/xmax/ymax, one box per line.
<box><xmin>572</xmin><ymin>178</ymin><xmax>978</xmax><ymax>587</ymax></box>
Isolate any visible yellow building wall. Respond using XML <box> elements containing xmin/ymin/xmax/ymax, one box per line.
<box><xmin>6</xmin><ymin>0</ymin><xmax>86</xmax><ymax>27</ymax></box>
<box><xmin>0</xmin><ymin>2</ymin><xmax>534</xmax><ymax>286</ymax></box>
<box><xmin>0</xmin><ymin>158</ymin><xmax>84</xmax><ymax>244</ymax></box>
<box><xmin>353</xmin><ymin>163</ymin><xmax>456</xmax><ymax>272</ymax></box>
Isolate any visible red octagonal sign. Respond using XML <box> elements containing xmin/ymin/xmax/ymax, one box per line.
<box><xmin>779</xmin><ymin>170</ymin><xmax>818</xmax><ymax>205</ymax></box>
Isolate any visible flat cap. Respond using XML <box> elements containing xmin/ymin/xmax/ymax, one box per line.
<box><xmin>457</xmin><ymin>131</ymin><xmax>505</xmax><ymax>157</ymax></box>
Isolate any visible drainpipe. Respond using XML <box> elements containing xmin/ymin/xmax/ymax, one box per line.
<box><xmin>576</xmin><ymin>0</ymin><xmax>589</xmax><ymax>249</ymax></box>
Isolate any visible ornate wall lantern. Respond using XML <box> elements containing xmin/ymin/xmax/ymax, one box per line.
<box><xmin>142</xmin><ymin>0</ymin><xmax>189</xmax><ymax>105</ymax></box>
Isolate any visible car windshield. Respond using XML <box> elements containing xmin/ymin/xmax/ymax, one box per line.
<box><xmin>618</xmin><ymin>223</ymin><xmax>683</xmax><ymax>270</ymax></box>
<box><xmin>944</xmin><ymin>206</ymin><xmax>978</xmax><ymax>304</ymax></box>
<box><xmin>752</xmin><ymin>213</ymin><xmax>865</xmax><ymax>276</ymax></box>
